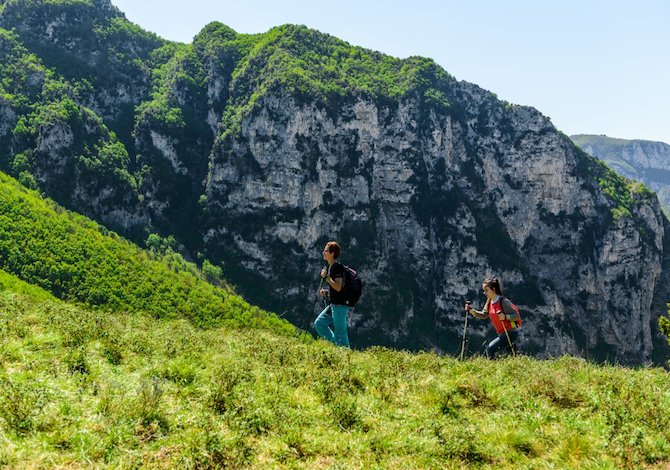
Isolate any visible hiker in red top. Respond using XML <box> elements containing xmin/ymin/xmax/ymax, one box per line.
<box><xmin>465</xmin><ymin>278</ymin><xmax>521</xmax><ymax>358</ymax></box>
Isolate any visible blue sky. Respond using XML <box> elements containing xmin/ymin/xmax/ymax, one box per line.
<box><xmin>111</xmin><ymin>0</ymin><xmax>670</xmax><ymax>143</ymax></box>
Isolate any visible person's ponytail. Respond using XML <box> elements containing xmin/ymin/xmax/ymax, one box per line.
<box><xmin>484</xmin><ymin>277</ymin><xmax>502</xmax><ymax>295</ymax></box>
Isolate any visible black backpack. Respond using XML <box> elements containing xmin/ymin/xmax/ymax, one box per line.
<box><xmin>342</xmin><ymin>265</ymin><xmax>363</xmax><ymax>307</ymax></box>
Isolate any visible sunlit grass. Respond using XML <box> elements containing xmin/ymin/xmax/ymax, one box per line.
<box><xmin>0</xmin><ymin>276</ymin><xmax>669</xmax><ymax>467</ymax></box>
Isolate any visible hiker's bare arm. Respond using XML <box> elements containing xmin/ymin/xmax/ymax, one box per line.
<box><xmin>327</xmin><ymin>276</ymin><xmax>343</xmax><ymax>292</ymax></box>
<box><xmin>466</xmin><ymin>304</ymin><xmax>487</xmax><ymax>319</ymax></box>
<box><xmin>471</xmin><ymin>310</ymin><xmax>487</xmax><ymax>319</ymax></box>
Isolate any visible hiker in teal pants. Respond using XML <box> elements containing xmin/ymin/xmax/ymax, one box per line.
<box><xmin>314</xmin><ymin>241</ymin><xmax>350</xmax><ymax>348</ymax></box>
<box><xmin>315</xmin><ymin>304</ymin><xmax>350</xmax><ymax>347</ymax></box>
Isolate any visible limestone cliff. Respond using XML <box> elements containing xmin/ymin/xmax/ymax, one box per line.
<box><xmin>204</xmin><ymin>86</ymin><xmax>668</xmax><ymax>363</ymax></box>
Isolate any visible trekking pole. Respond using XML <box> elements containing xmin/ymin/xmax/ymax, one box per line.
<box><xmin>318</xmin><ymin>266</ymin><xmax>328</xmax><ymax>308</ymax></box>
<box><xmin>478</xmin><ymin>338</ymin><xmax>489</xmax><ymax>356</ymax></box>
<box><xmin>501</xmin><ymin>319</ymin><xmax>516</xmax><ymax>357</ymax></box>
<box><xmin>460</xmin><ymin>301</ymin><xmax>472</xmax><ymax>360</ymax></box>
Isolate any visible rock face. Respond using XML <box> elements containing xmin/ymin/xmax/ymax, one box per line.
<box><xmin>0</xmin><ymin>2</ymin><xmax>668</xmax><ymax>363</ymax></box>
<box><xmin>572</xmin><ymin>134</ymin><xmax>670</xmax><ymax>214</ymax></box>
<box><xmin>204</xmin><ymin>88</ymin><xmax>668</xmax><ymax>364</ymax></box>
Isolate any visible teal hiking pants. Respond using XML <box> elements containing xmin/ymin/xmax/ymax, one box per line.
<box><xmin>315</xmin><ymin>304</ymin><xmax>350</xmax><ymax>347</ymax></box>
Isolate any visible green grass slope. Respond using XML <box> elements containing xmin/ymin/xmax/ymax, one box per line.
<box><xmin>0</xmin><ymin>171</ymin><xmax>297</xmax><ymax>336</ymax></box>
<box><xmin>0</xmin><ymin>273</ymin><xmax>669</xmax><ymax>468</ymax></box>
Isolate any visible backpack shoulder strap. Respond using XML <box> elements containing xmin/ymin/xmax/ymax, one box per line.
<box><xmin>501</xmin><ymin>296</ymin><xmax>520</xmax><ymax>321</ymax></box>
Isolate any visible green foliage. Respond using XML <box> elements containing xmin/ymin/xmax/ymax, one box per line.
<box><xmin>20</xmin><ymin>96</ymin><xmax>140</xmax><ymax>197</ymax></box>
<box><xmin>134</xmin><ymin>42</ymin><xmax>213</xmax><ymax>210</ymax></box>
<box><xmin>144</xmin><ymin>233</ymin><xmax>210</xmax><ymax>281</ymax></box>
<box><xmin>16</xmin><ymin>170</ymin><xmax>35</xmax><ymax>188</ymax></box>
<box><xmin>94</xmin><ymin>15</ymin><xmax>163</xmax><ymax>52</ymax></box>
<box><xmin>11</xmin><ymin>118</ymin><xmax>29</xmax><ymax>139</ymax></box>
<box><xmin>577</xmin><ymin>147</ymin><xmax>657</xmax><ymax>222</ymax></box>
<box><xmin>0</xmin><ymin>0</ymin><xmax>167</xmax><ymax>158</ymax></box>
<box><xmin>133</xmin><ymin>377</ymin><xmax>167</xmax><ymax>428</ymax></box>
<box><xmin>0</xmin><ymin>171</ymin><xmax>297</xmax><ymax>335</ymax></box>
<box><xmin>215</xmin><ymin>24</ymin><xmax>454</xmax><ymax>138</ymax></box>
<box><xmin>0</xmin><ymin>25</ymin><xmax>139</xmax><ymax>196</ymax></box>
<box><xmin>0</xmin><ymin>285</ymin><xmax>669</xmax><ymax>467</ymax></box>
<box><xmin>193</xmin><ymin>21</ymin><xmax>238</xmax><ymax>50</ymax></box>
<box><xmin>597</xmin><ymin>166</ymin><xmax>634</xmax><ymax>220</ymax></box>
<box><xmin>145</xmin><ymin>232</ymin><xmax>180</xmax><ymax>255</ymax></box>
<box><xmin>0</xmin><ymin>266</ymin><xmax>54</xmax><ymax>301</ymax></box>
<box><xmin>139</xmin><ymin>43</ymin><xmax>208</xmax><ymax>128</ymax></box>
<box><xmin>201</xmin><ymin>259</ymin><xmax>223</xmax><ymax>284</ymax></box>
<box><xmin>661</xmin><ymin>309</ymin><xmax>670</xmax><ymax>350</ymax></box>
<box><xmin>0</xmin><ymin>27</ymin><xmax>48</xmax><ymax>103</ymax></box>
<box><xmin>0</xmin><ymin>373</ymin><xmax>50</xmax><ymax>435</ymax></box>
<box><xmin>1</xmin><ymin>0</ymin><xmax>164</xmax><ymax>86</ymax></box>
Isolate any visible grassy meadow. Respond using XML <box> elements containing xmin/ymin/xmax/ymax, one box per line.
<box><xmin>0</xmin><ymin>269</ymin><xmax>669</xmax><ymax>468</ymax></box>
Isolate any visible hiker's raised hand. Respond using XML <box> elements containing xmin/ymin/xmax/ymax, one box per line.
<box><xmin>320</xmin><ymin>268</ymin><xmax>328</xmax><ymax>279</ymax></box>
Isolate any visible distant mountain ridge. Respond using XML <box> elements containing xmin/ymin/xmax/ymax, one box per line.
<box><xmin>571</xmin><ymin>134</ymin><xmax>670</xmax><ymax>213</ymax></box>
<box><xmin>0</xmin><ymin>0</ymin><xmax>669</xmax><ymax>363</ymax></box>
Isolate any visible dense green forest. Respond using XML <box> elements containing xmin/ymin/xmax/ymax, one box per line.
<box><xmin>0</xmin><ymin>171</ymin><xmax>298</xmax><ymax>335</ymax></box>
